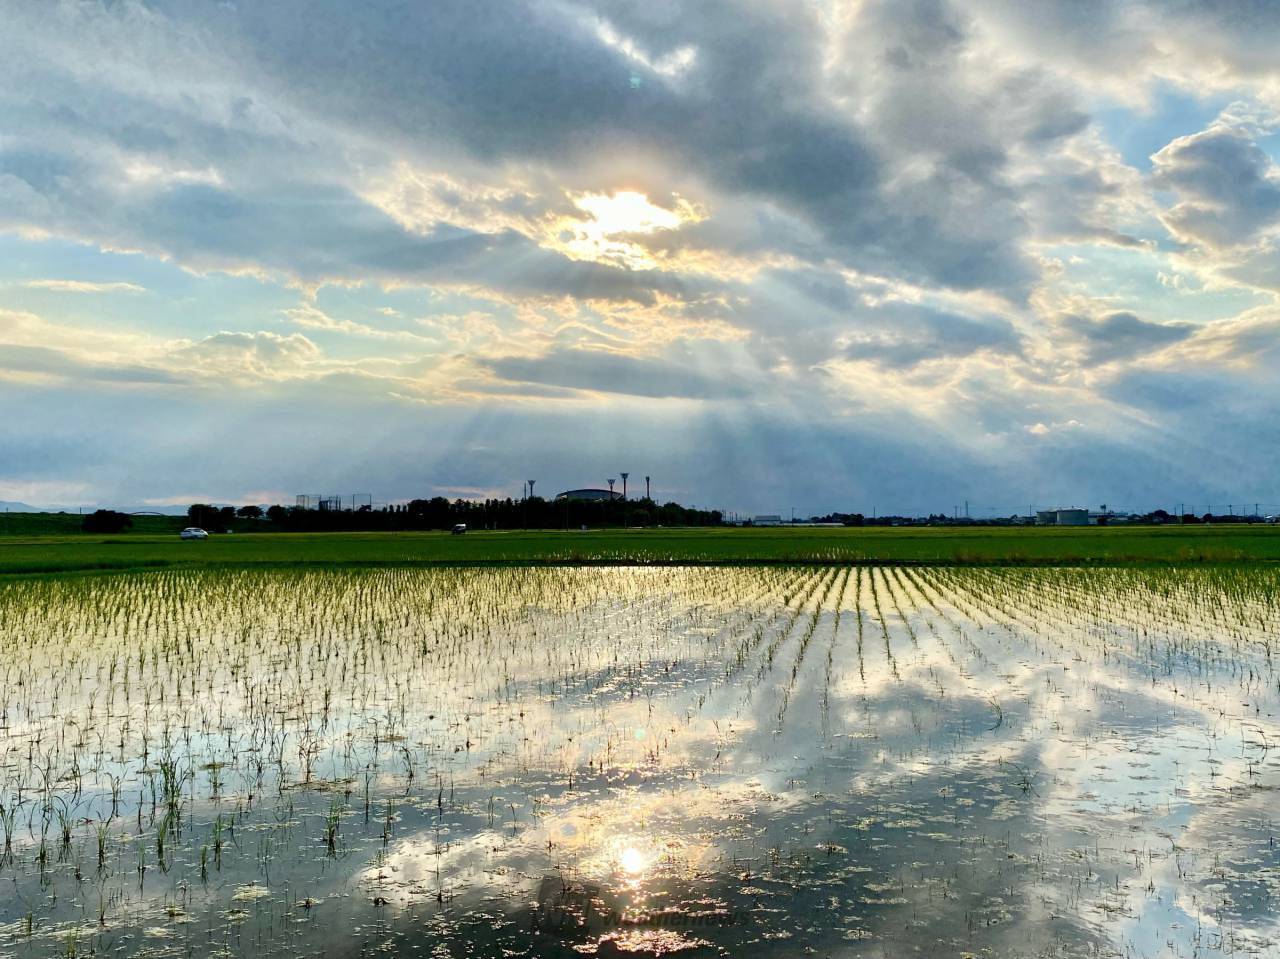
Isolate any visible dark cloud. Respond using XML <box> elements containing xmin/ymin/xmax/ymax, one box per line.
<box><xmin>839</xmin><ymin>303</ymin><xmax>1024</xmax><ymax>369</ymax></box>
<box><xmin>1060</xmin><ymin>311</ymin><xmax>1195</xmax><ymax>365</ymax></box>
<box><xmin>0</xmin><ymin>0</ymin><xmax>1094</xmax><ymax>298</ymax></box>
<box><xmin>0</xmin><ymin>169</ymin><xmax>688</xmax><ymax>302</ymax></box>
<box><xmin>1153</xmin><ymin>125</ymin><xmax>1280</xmax><ymax>249</ymax></box>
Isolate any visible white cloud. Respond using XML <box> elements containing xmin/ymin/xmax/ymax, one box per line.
<box><xmin>20</xmin><ymin>279</ymin><xmax>147</xmax><ymax>294</ymax></box>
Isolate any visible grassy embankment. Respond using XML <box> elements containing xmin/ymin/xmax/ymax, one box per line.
<box><xmin>0</xmin><ymin>511</ymin><xmax>187</xmax><ymax>536</ymax></box>
<box><xmin>0</xmin><ymin>518</ymin><xmax>1277</xmax><ymax>575</ymax></box>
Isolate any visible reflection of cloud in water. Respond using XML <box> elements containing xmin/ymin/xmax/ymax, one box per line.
<box><xmin>2</xmin><ymin>566</ymin><xmax>1280</xmax><ymax>957</ymax></box>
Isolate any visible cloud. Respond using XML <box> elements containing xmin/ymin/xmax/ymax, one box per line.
<box><xmin>0</xmin><ymin>308</ymin><xmax>339</xmax><ymax>387</ymax></box>
<box><xmin>1059</xmin><ymin>310</ymin><xmax>1196</xmax><ymax>365</ymax></box>
<box><xmin>1152</xmin><ymin>122</ymin><xmax>1280</xmax><ymax>251</ymax></box>
<box><xmin>838</xmin><ymin>303</ymin><xmax>1024</xmax><ymax>369</ymax></box>
<box><xmin>166</xmin><ymin>330</ymin><xmax>322</xmax><ymax>380</ymax></box>
<box><xmin>954</xmin><ymin>0</ymin><xmax>1280</xmax><ymax>101</ymax></box>
<box><xmin>4</xmin><ymin>0</ymin><xmax>1280</xmax><ymax>511</ymax></box>
<box><xmin>283</xmin><ymin>302</ymin><xmax>430</xmax><ymax>342</ymax></box>
<box><xmin>1159</xmin><ymin>308</ymin><xmax>1280</xmax><ymax>368</ymax></box>
<box><xmin>20</xmin><ymin>279</ymin><xmax>147</xmax><ymax>294</ymax></box>
<box><xmin>0</xmin><ymin>343</ymin><xmax>182</xmax><ymax>386</ymax></box>
<box><xmin>0</xmin><ymin>0</ymin><xmax>1110</xmax><ymax>301</ymax></box>
<box><xmin>0</xmin><ymin>307</ymin><xmax>181</xmax><ymax>386</ymax></box>
<box><xmin>481</xmin><ymin>346</ymin><xmax>757</xmax><ymax>400</ymax></box>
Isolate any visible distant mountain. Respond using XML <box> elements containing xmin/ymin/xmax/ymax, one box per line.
<box><xmin>0</xmin><ymin>501</ymin><xmax>190</xmax><ymax>515</ymax></box>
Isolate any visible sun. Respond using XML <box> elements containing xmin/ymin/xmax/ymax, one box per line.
<box><xmin>572</xmin><ymin>191</ymin><xmax>683</xmax><ymax>236</ymax></box>
<box><xmin>548</xmin><ymin>190</ymin><xmax>701</xmax><ymax>270</ymax></box>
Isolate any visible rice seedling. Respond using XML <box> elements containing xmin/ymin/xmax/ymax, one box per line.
<box><xmin>0</xmin><ymin>565</ymin><xmax>1276</xmax><ymax>956</ymax></box>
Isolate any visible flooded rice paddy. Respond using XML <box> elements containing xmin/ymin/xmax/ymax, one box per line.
<box><xmin>1</xmin><ymin>565</ymin><xmax>1279</xmax><ymax>957</ymax></box>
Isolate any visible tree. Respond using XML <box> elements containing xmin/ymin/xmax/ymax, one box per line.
<box><xmin>237</xmin><ymin>505</ymin><xmax>264</xmax><ymax>520</ymax></box>
<box><xmin>82</xmin><ymin>510</ymin><xmax>133</xmax><ymax>534</ymax></box>
<box><xmin>266</xmin><ymin>504</ymin><xmax>289</xmax><ymax>524</ymax></box>
<box><xmin>187</xmin><ymin>503</ymin><xmax>227</xmax><ymax>532</ymax></box>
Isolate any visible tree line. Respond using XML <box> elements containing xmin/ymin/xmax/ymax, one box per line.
<box><xmin>184</xmin><ymin>496</ymin><xmax>722</xmax><ymax>533</ymax></box>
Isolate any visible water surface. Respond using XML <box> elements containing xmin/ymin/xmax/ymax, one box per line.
<box><xmin>0</xmin><ymin>566</ymin><xmax>1277</xmax><ymax>956</ymax></box>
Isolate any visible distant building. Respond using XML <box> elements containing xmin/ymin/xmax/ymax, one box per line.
<box><xmin>1037</xmin><ymin>507</ymin><xmax>1091</xmax><ymax>526</ymax></box>
<box><xmin>752</xmin><ymin>514</ymin><xmax>783</xmax><ymax>526</ymax></box>
<box><xmin>554</xmin><ymin>488</ymin><xmax>621</xmax><ymax>502</ymax></box>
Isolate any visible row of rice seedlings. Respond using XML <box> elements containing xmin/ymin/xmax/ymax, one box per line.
<box><xmin>773</xmin><ymin>567</ymin><xmax>848</xmax><ymax>731</ymax></box>
<box><xmin>0</xmin><ymin>567</ymin><xmax>808</xmax><ymax>940</ymax></box>
<box><xmin>2</xmin><ymin>565</ymin><xmax>1277</xmax><ymax>953</ymax></box>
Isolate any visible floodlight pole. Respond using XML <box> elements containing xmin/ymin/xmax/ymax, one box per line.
<box><xmin>620</xmin><ymin>473</ymin><xmax>629</xmax><ymax>528</ymax></box>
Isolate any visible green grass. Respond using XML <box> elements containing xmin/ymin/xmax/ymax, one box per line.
<box><xmin>0</xmin><ymin>511</ymin><xmax>187</xmax><ymax>537</ymax></box>
<box><xmin>1</xmin><ymin>524</ymin><xmax>1279</xmax><ymax>575</ymax></box>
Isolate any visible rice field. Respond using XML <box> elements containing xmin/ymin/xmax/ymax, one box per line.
<box><xmin>5</xmin><ymin>524</ymin><xmax>1280</xmax><ymax>576</ymax></box>
<box><xmin>1</xmin><ymin>565</ymin><xmax>1279</xmax><ymax>957</ymax></box>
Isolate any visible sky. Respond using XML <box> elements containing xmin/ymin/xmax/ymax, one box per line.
<box><xmin>2</xmin><ymin>0</ymin><xmax>1279</xmax><ymax>517</ymax></box>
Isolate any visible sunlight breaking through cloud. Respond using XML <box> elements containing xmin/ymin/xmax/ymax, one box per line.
<box><xmin>1</xmin><ymin>0</ymin><xmax>1279</xmax><ymax>510</ymax></box>
<box><xmin>550</xmin><ymin>191</ymin><xmax>703</xmax><ymax>270</ymax></box>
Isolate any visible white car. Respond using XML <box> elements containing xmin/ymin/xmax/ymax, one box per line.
<box><xmin>180</xmin><ymin>527</ymin><xmax>209</xmax><ymax>540</ymax></box>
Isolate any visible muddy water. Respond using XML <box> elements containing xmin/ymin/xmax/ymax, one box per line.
<box><xmin>0</xmin><ymin>566</ymin><xmax>1277</xmax><ymax>957</ymax></box>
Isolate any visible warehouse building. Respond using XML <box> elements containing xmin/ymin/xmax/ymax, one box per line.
<box><xmin>1037</xmin><ymin>508</ymin><xmax>1091</xmax><ymax>526</ymax></box>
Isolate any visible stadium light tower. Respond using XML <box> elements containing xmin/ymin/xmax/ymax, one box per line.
<box><xmin>607</xmin><ymin>478</ymin><xmax>616</xmax><ymax>497</ymax></box>
<box><xmin>528</xmin><ymin>479</ymin><xmax>536</xmax><ymax>498</ymax></box>
<box><xmin>645</xmin><ymin>476</ymin><xmax>651</xmax><ymax>500</ymax></box>
<box><xmin>620</xmin><ymin>472</ymin><xmax>629</xmax><ymax>501</ymax></box>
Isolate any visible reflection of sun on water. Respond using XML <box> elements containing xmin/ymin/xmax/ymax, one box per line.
<box><xmin>619</xmin><ymin>845</ymin><xmax>648</xmax><ymax>876</ymax></box>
